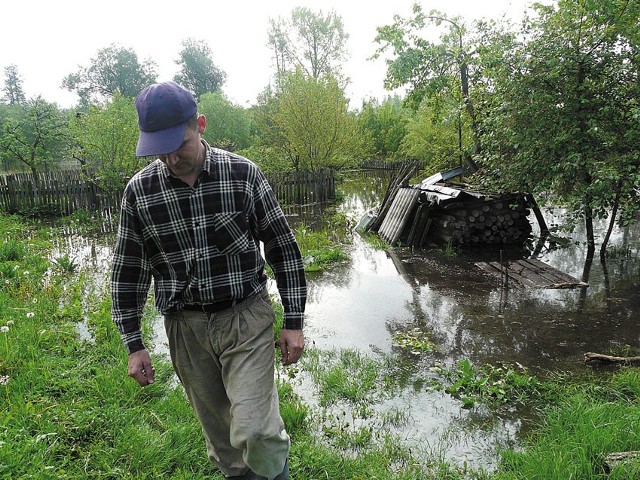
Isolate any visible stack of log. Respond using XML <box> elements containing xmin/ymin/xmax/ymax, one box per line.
<box><xmin>423</xmin><ymin>195</ymin><xmax>532</xmax><ymax>247</ymax></box>
<box><xmin>369</xmin><ymin>179</ymin><xmax>536</xmax><ymax>248</ymax></box>
<box><xmin>365</xmin><ymin>166</ymin><xmax>541</xmax><ymax>249</ymax></box>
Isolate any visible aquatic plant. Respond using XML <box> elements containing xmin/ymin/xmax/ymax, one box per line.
<box><xmin>52</xmin><ymin>253</ymin><xmax>79</xmax><ymax>273</ymax></box>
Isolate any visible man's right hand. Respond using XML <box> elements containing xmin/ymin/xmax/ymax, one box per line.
<box><xmin>128</xmin><ymin>349</ymin><xmax>155</xmax><ymax>387</ymax></box>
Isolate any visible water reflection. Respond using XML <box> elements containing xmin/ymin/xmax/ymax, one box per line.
<box><xmin>305</xmin><ymin>175</ymin><xmax>640</xmax><ymax>375</ymax></box>
<box><xmin>300</xmin><ymin>171</ymin><xmax>640</xmax><ymax>470</ymax></box>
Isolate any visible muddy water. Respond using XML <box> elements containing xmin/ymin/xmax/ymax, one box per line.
<box><xmin>55</xmin><ymin>171</ymin><xmax>640</xmax><ymax>471</ymax></box>
<box><xmin>299</xmin><ymin>172</ymin><xmax>640</xmax><ymax>469</ymax></box>
<box><xmin>306</xmin><ymin>173</ymin><xmax>640</xmax><ymax>374</ymax></box>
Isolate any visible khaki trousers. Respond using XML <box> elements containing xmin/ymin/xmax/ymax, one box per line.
<box><xmin>164</xmin><ymin>288</ymin><xmax>289</xmax><ymax>479</ymax></box>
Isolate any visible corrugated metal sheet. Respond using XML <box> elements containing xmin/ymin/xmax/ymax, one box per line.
<box><xmin>378</xmin><ymin>188</ymin><xmax>420</xmax><ymax>245</ymax></box>
<box><xmin>419</xmin><ymin>185</ymin><xmax>485</xmax><ymax>205</ymax></box>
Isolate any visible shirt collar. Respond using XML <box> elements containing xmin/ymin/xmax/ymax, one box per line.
<box><xmin>200</xmin><ymin>140</ymin><xmax>217</xmax><ymax>179</ymax></box>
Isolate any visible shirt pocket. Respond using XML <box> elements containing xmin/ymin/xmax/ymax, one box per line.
<box><xmin>211</xmin><ymin>212</ymin><xmax>252</xmax><ymax>256</ymax></box>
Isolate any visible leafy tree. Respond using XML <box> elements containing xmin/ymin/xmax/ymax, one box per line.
<box><xmin>272</xmin><ymin>70</ymin><xmax>360</xmax><ymax>171</ymax></box>
<box><xmin>267</xmin><ymin>7</ymin><xmax>348</xmax><ymax>83</ymax></box>
<box><xmin>400</xmin><ymin>94</ymin><xmax>470</xmax><ymax>172</ymax></box>
<box><xmin>174</xmin><ymin>38</ymin><xmax>226</xmax><ymax>101</ymax></box>
<box><xmin>357</xmin><ymin>96</ymin><xmax>409</xmax><ymax>160</ymax></box>
<box><xmin>478</xmin><ymin>0</ymin><xmax>640</xmax><ymax>258</ymax></box>
<box><xmin>62</xmin><ymin>44</ymin><xmax>157</xmax><ymax>106</ymax></box>
<box><xmin>2</xmin><ymin>64</ymin><xmax>26</xmax><ymax>105</ymax></box>
<box><xmin>245</xmin><ymin>86</ymin><xmax>297</xmax><ymax>172</ymax></box>
<box><xmin>0</xmin><ymin>97</ymin><xmax>68</xmax><ymax>181</ymax></box>
<box><xmin>251</xmin><ymin>85</ymin><xmax>282</xmax><ymax>149</ymax></box>
<box><xmin>373</xmin><ymin>5</ymin><xmax>516</xmax><ymax>172</ymax></box>
<box><xmin>67</xmin><ymin>93</ymin><xmax>143</xmax><ymax>193</ymax></box>
<box><xmin>198</xmin><ymin>92</ymin><xmax>252</xmax><ymax>150</ymax></box>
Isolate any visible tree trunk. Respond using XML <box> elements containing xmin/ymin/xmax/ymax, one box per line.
<box><xmin>600</xmin><ymin>179</ymin><xmax>622</xmax><ymax>259</ymax></box>
<box><xmin>459</xmin><ymin>61</ymin><xmax>480</xmax><ymax>173</ymax></box>
<box><xmin>584</xmin><ymin>204</ymin><xmax>595</xmax><ymax>261</ymax></box>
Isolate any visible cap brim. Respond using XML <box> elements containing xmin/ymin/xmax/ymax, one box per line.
<box><xmin>136</xmin><ymin>121</ymin><xmax>188</xmax><ymax>157</ymax></box>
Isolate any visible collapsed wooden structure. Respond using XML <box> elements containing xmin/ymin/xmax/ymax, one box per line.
<box><xmin>364</xmin><ymin>165</ymin><xmax>537</xmax><ymax>249</ymax></box>
<box><xmin>361</xmin><ymin>165</ymin><xmax>587</xmax><ymax>290</ymax></box>
<box><xmin>475</xmin><ymin>258</ymin><xmax>588</xmax><ymax>289</ymax></box>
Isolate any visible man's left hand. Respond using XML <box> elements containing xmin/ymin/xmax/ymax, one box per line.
<box><xmin>278</xmin><ymin>329</ymin><xmax>304</xmax><ymax>366</ymax></box>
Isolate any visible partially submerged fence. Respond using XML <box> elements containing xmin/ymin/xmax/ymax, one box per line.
<box><xmin>267</xmin><ymin>169</ymin><xmax>335</xmax><ymax>206</ymax></box>
<box><xmin>0</xmin><ymin>168</ymin><xmax>335</xmax><ymax>217</ymax></box>
<box><xmin>0</xmin><ymin>171</ymin><xmax>119</xmax><ymax>216</ymax></box>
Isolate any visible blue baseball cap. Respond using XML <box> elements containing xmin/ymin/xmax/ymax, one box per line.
<box><xmin>135</xmin><ymin>81</ymin><xmax>197</xmax><ymax>157</ymax></box>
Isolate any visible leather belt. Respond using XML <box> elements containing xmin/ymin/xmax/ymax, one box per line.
<box><xmin>182</xmin><ymin>297</ymin><xmax>245</xmax><ymax>314</ymax></box>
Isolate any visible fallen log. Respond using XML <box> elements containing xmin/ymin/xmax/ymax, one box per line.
<box><xmin>584</xmin><ymin>352</ymin><xmax>640</xmax><ymax>366</ymax></box>
<box><xmin>604</xmin><ymin>451</ymin><xmax>640</xmax><ymax>473</ymax></box>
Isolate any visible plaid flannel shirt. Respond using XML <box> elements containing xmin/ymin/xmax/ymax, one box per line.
<box><xmin>111</xmin><ymin>142</ymin><xmax>306</xmax><ymax>354</ymax></box>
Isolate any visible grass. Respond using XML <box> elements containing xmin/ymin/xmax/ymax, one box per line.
<box><xmin>492</xmin><ymin>369</ymin><xmax>640</xmax><ymax>479</ymax></box>
<box><xmin>3</xmin><ymin>212</ymin><xmax>640</xmax><ymax>479</ymax></box>
<box><xmin>0</xmin><ymin>214</ymin><xmax>431</xmax><ymax>479</ymax></box>
<box><xmin>294</xmin><ymin>220</ymin><xmax>349</xmax><ymax>272</ymax></box>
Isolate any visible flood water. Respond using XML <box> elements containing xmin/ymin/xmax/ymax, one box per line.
<box><xmin>307</xmin><ymin>173</ymin><xmax>640</xmax><ymax>374</ymax></box>
<box><xmin>54</xmin><ymin>171</ymin><xmax>640</xmax><ymax>472</ymax></box>
<box><xmin>297</xmin><ymin>172</ymin><xmax>640</xmax><ymax>470</ymax></box>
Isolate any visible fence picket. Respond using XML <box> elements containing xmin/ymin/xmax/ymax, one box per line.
<box><xmin>0</xmin><ymin>168</ymin><xmax>335</xmax><ymax>216</ymax></box>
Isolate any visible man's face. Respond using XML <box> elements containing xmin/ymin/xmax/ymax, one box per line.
<box><xmin>158</xmin><ymin>115</ymin><xmax>205</xmax><ymax>178</ymax></box>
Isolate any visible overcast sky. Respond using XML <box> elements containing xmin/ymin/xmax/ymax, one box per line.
<box><xmin>1</xmin><ymin>0</ymin><xmax>536</xmax><ymax>108</ymax></box>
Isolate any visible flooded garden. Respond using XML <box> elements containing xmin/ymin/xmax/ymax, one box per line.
<box><xmin>51</xmin><ymin>170</ymin><xmax>640</xmax><ymax>473</ymax></box>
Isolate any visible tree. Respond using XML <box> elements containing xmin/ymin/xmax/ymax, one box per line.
<box><xmin>62</xmin><ymin>44</ymin><xmax>157</xmax><ymax>106</ymax></box>
<box><xmin>2</xmin><ymin>64</ymin><xmax>26</xmax><ymax>105</ymax></box>
<box><xmin>356</xmin><ymin>96</ymin><xmax>409</xmax><ymax>160</ymax></box>
<box><xmin>373</xmin><ymin>5</ymin><xmax>516</xmax><ymax>172</ymax></box>
<box><xmin>198</xmin><ymin>92</ymin><xmax>252</xmax><ymax>150</ymax></box>
<box><xmin>174</xmin><ymin>38</ymin><xmax>226</xmax><ymax>101</ymax></box>
<box><xmin>267</xmin><ymin>7</ymin><xmax>348</xmax><ymax>83</ymax></box>
<box><xmin>400</xmin><ymin>94</ymin><xmax>470</xmax><ymax>172</ymax></box>
<box><xmin>67</xmin><ymin>93</ymin><xmax>142</xmax><ymax>193</ymax></box>
<box><xmin>243</xmin><ymin>86</ymin><xmax>295</xmax><ymax>173</ymax></box>
<box><xmin>0</xmin><ymin>97</ymin><xmax>68</xmax><ymax>181</ymax></box>
<box><xmin>478</xmin><ymin>0</ymin><xmax>640</xmax><ymax>258</ymax></box>
<box><xmin>273</xmin><ymin>70</ymin><xmax>360</xmax><ymax>171</ymax></box>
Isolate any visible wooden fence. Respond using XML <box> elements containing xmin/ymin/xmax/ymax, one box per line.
<box><xmin>267</xmin><ymin>169</ymin><xmax>335</xmax><ymax>206</ymax></box>
<box><xmin>0</xmin><ymin>168</ymin><xmax>335</xmax><ymax>217</ymax></box>
<box><xmin>0</xmin><ymin>171</ymin><xmax>116</xmax><ymax>216</ymax></box>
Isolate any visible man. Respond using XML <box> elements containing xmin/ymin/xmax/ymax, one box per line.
<box><xmin>111</xmin><ymin>81</ymin><xmax>306</xmax><ymax>480</ymax></box>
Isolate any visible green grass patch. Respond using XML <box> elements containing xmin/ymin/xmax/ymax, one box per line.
<box><xmin>0</xmin><ymin>213</ymin><xmax>434</xmax><ymax>479</ymax></box>
<box><xmin>302</xmin><ymin>348</ymin><xmax>387</xmax><ymax>407</ymax></box>
<box><xmin>359</xmin><ymin>231</ymin><xmax>388</xmax><ymax>250</ymax></box>
<box><xmin>294</xmin><ymin>221</ymin><xmax>349</xmax><ymax>272</ymax></box>
<box><xmin>430</xmin><ymin>359</ymin><xmax>554</xmax><ymax>410</ymax></box>
<box><xmin>493</xmin><ymin>368</ymin><xmax>640</xmax><ymax>479</ymax></box>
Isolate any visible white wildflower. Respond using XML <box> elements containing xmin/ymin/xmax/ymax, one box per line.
<box><xmin>26</xmin><ymin>312</ymin><xmax>34</xmax><ymax>318</ymax></box>
<box><xmin>6</xmin><ymin>320</ymin><xmax>14</xmax><ymax>326</ymax></box>
<box><xmin>0</xmin><ymin>375</ymin><xmax>9</xmax><ymax>385</ymax></box>
<box><xmin>0</xmin><ymin>326</ymin><xmax>8</xmax><ymax>333</ymax></box>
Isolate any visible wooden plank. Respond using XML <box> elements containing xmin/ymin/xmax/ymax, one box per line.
<box><xmin>484</xmin><ymin>261</ymin><xmax>539</xmax><ymax>287</ymax></box>
<box><xmin>508</xmin><ymin>260</ymin><xmax>559</xmax><ymax>286</ymax></box>
<box><xmin>522</xmin><ymin>258</ymin><xmax>584</xmax><ymax>284</ymax></box>
<box><xmin>475</xmin><ymin>258</ymin><xmax>587</xmax><ymax>289</ymax></box>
